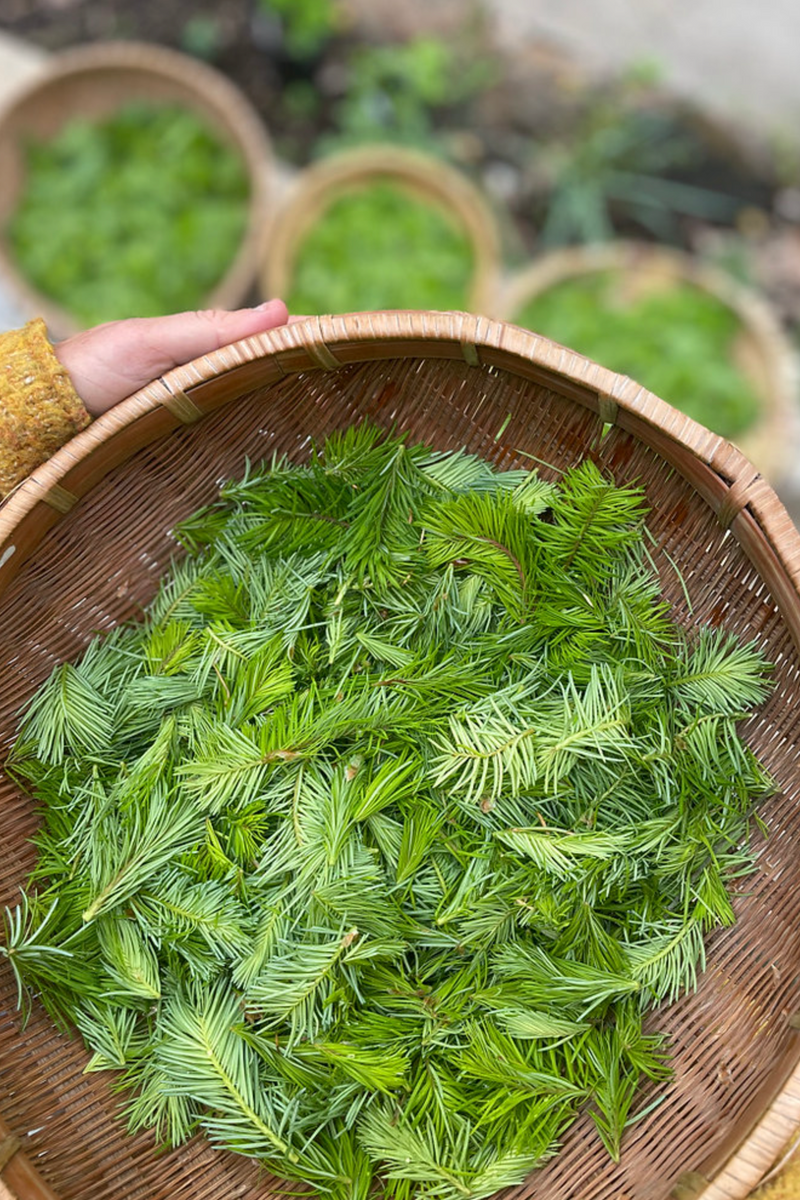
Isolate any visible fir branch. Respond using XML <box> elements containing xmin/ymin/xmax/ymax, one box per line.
<box><xmin>668</xmin><ymin>628</ymin><xmax>771</xmax><ymax>714</ymax></box>
<box><xmin>76</xmin><ymin>1001</ymin><xmax>145</xmax><ymax>1070</ymax></box>
<box><xmin>539</xmin><ymin>460</ymin><xmax>648</xmax><ymax>584</ymax></box>
<box><xmin>1</xmin><ymin>893</ymin><xmax>90</xmax><ymax>1014</ymax></box>
<box><xmin>422</xmin><ymin>491</ymin><xmax>536</xmax><ymax>618</ymax></box>
<box><xmin>293</xmin><ymin>1041</ymin><xmax>409</xmax><ymax>1094</ymax></box>
<box><xmin>156</xmin><ymin>981</ymin><xmax>300</xmax><ymax>1161</ymax></box>
<box><xmin>418</xmin><ymin>447</ymin><xmax>529</xmax><ymax>496</ymax></box>
<box><xmin>98</xmin><ymin>918</ymin><xmax>161</xmax><ymax>1001</ymax></box>
<box><xmin>338</xmin><ymin>438</ymin><xmax>429</xmax><ymax>588</ymax></box>
<box><xmin>132</xmin><ymin>873</ymin><xmax>250</xmax><ymax>959</ymax></box>
<box><xmin>123</xmin><ymin>1060</ymin><xmax>197</xmax><ymax>1148</ymax></box>
<box><xmin>9</xmin><ymin>425</ymin><xmax>775</xmax><ymax>1196</ymax></box>
<box><xmin>493</xmin><ymin>1007</ymin><xmax>589</xmax><ymax>1041</ymax></box>
<box><xmin>625</xmin><ymin>917</ymin><xmax>706</xmax><ymax>1005</ymax></box>
<box><xmin>432</xmin><ymin>704</ymin><xmax>538</xmax><ymax>805</ymax></box>
<box><xmin>534</xmin><ymin>665</ymin><xmax>632</xmax><ymax>790</ymax></box>
<box><xmin>496</xmin><ymin>827</ymin><xmax>628</xmax><ymax>878</ymax></box>
<box><xmin>16</xmin><ymin>662</ymin><xmax>113</xmax><ymax>765</ymax></box>
<box><xmin>247</xmin><ymin>929</ymin><xmax>360</xmax><ymax>1043</ymax></box>
<box><xmin>457</xmin><ymin>1023</ymin><xmax>585</xmax><ymax>1099</ymax></box>
<box><xmin>493</xmin><ymin>943</ymin><xmax>639</xmax><ymax>1015</ymax></box>
<box><xmin>358</xmin><ymin>1106</ymin><xmax>475</xmax><ymax>1197</ymax></box>
<box><xmin>82</xmin><ymin>789</ymin><xmax>203</xmax><ymax>923</ymax></box>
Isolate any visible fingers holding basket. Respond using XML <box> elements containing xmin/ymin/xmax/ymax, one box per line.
<box><xmin>54</xmin><ymin>299</ymin><xmax>290</xmax><ymax>417</ymax></box>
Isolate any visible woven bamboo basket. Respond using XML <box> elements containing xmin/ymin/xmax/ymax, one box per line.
<box><xmin>491</xmin><ymin>242</ymin><xmax>799</xmax><ymax>484</ymax></box>
<box><xmin>2</xmin><ymin>311</ymin><xmax>800</xmax><ymax>1200</ymax></box>
<box><xmin>0</xmin><ymin>41</ymin><xmax>274</xmax><ymax>338</ymax></box>
<box><xmin>259</xmin><ymin>146</ymin><xmax>502</xmax><ymax>314</ymax></box>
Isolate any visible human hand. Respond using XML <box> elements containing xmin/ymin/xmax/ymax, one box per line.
<box><xmin>53</xmin><ymin>299</ymin><xmax>289</xmax><ymax>417</ymax></box>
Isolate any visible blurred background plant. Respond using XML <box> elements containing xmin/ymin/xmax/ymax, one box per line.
<box><xmin>318</xmin><ymin>34</ymin><xmax>497</xmax><ymax>154</ymax></box>
<box><xmin>256</xmin><ymin>0</ymin><xmax>340</xmax><ymax>62</ymax></box>
<box><xmin>528</xmin><ymin>97</ymin><xmax>742</xmax><ymax>246</ymax></box>
<box><xmin>9</xmin><ymin>102</ymin><xmax>250</xmax><ymax>325</ymax></box>
<box><xmin>510</xmin><ymin>267</ymin><xmax>761</xmax><ymax>437</ymax></box>
<box><xmin>2</xmin><ymin>0</ymin><xmax>800</xmax><ymax>483</ymax></box>
<box><xmin>5</xmin><ymin>0</ymin><xmax>785</xmax><ymax>262</ymax></box>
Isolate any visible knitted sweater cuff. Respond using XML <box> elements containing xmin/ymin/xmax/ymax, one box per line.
<box><xmin>0</xmin><ymin>318</ymin><xmax>89</xmax><ymax>497</ymax></box>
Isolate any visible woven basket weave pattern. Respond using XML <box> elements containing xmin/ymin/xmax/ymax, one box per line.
<box><xmin>1</xmin><ymin>314</ymin><xmax>800</xmax><ymax>1200</ymax></box>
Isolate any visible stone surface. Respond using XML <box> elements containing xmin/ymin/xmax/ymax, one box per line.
<box><xmin>491</xmin><ymin>0</ymin><xmax>800</xmax><ymax>136</ymax></box>
<box><xmin>0</xmin><ymin>29</ymin><xmax>46</xmax><ymax>101</ymax></box>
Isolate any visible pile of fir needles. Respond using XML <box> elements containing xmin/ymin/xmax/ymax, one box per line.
<box><xmin>2</xmin><ymin>425</ymin><xmax>774</xmax><ymax>1200</ymax></box>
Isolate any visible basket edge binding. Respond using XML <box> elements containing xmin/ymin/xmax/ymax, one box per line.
<box><xmin>1</xmin><ymin>309</ymin><xmax>800</xmax><ymax>1200</ymax></box>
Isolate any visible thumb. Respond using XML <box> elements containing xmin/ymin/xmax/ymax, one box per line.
<box><xmin>56</xmin><ymin>300</ymin><xmax>290</xmax><ymax>416</ymax></box>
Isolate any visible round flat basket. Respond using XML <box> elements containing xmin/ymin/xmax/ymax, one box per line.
<box><xmin>0</xmin><ymin>41</ymin><xmax>274</xmax><ymax>338</ymax></box>
<box><xmin>259</xmin><ymin>146</ymin><xmax>502</xmax><ymax>315</ymax></box>
<box><xmin>491</xmin><ymin>242</ymin><xmax>799</xmax><ymax>484</ymax></box>
<box><xmin>2</xmin><ymin>312</ymin><xmax>800</xmax><ymax>1200</ymax></box>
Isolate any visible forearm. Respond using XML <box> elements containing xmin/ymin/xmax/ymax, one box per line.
<box><xmin>0</xmin><ymin>318</ymin><xmax>89</xmax><ymax>497</ymax></box>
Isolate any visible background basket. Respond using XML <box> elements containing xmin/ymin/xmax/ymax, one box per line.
<box><xmin>0</xmin><ymin>41</ymin><xmax>275</xmax><ymax>338</ymax></box>
<box><xmin>491</xmin><ymin>242</ymin><xmax>799</xmax><ymax>484</ymax></box>
<box><xmin>258</xmin><ymin>146</ymin><xmax>502</xmax><ymax>315</ymax></box>
<box><xmin>2</xmin><ymin>312</ymin><xmax>800</xmax><ymax>1200</ymax></box>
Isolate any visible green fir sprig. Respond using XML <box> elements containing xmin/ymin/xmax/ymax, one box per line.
<box><xmin>3</xmin><ymin>424</ymin><xmax>774</xmax><ymax>1197</ymax></box>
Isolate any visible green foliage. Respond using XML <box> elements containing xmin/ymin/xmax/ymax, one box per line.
<box><xmin>323</xmin><ymin>36</ymin><xmax>496</xmax><ymax>153</ymax></box>
<box><xmin>179</xmin><ymin>15</ymin><xmax>226</xmax><ymax>61</ymax></box>
<box><xmin>514</xmin><ymin>272</ymin><xmax>762</xmax><ymax>438</ymax></box>
<box><xmin>259</xmin><ymin>0</ymin><xmax>340</xmax><ymax>60</ymax></box>
<box><xmin>532</xmin><ymin>100</ymin><xmax>740</xmax><ymax>245</ymax></box>
<box><xmin>8</xmin><ymin>102</ymin><xmax>249</xmax><ymax>326</ymax></box>
<box><xmin>5</xmin><ymin>426</ymin><xmax>773</xmax><ymax>1197</ymax></box>
<box><xmin>286</xmin><ymin>181</ymin><xmax>475</xmax><ymax>314</ymax></box>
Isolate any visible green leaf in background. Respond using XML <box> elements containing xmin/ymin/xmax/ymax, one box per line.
<box><xmin>8</xmin><ymin>102</ymin><xmax>250</xmax><ymax>326</ymax></box>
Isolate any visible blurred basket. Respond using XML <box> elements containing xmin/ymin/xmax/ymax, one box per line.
<box><xmin>2</xmin><ymin>311</ymin><xmax>800</xmax><ymax>1200</ymax></box>
<box><xmin>492</xmin><ymin>242</ymin><xmax>799</xmax><ymax>483</ymax></box>
<box><xmin>259</xmin><ymin>146</ymin><xmax>502</xmax><ymax>314</ymax></box>
<box><xmin>0</xmin><ymin>41</ymin><xmax>275</xmax><ymax>338</ymax></box>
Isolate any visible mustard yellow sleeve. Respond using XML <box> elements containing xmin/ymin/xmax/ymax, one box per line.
<box><xmin>0</xmin><ymin>317</ymin><xmax>90</xmax><ymax>497</ymax></box>
<box><xmin>752</xmin><ymin>1154</ymin><xmax>800</xmax><ymax>1200</ymax></box>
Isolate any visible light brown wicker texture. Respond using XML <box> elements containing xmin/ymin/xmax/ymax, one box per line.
<box><xmin>492</xmin><ymin>243</ymin><xmax>799</xmax><ymax>483</ymax></box>
<box><xmin>0</xmin><ymin>41</ymin><xmax>274</xmax><ymax>338</ymax></box>
<box><xmin>258</xmin><ymin>147</ymin><xmax>502</xmax><ymax>315</ymax></box>
<box><xmin>2</xmin><ymin>312</ymin><xmax>800</xmax><ymax>1200</ymax></box>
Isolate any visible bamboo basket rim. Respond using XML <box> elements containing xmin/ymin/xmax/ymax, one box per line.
<box><xmin>258</xmin><ymin>146</ymin><xmax>502</xmax><ymax>316</ymax></box>
<box><xmin>1</xmin><ymin>310</ymin><xmax>798</xmax><ymax>616</ymax></box>
<box><xmin>0</xmin><ymin>40</ymin><xmax>274</xmax><ymax>339</ymax></box>
<box><xmin>2</xmin><ymin>310</ymin><xmax>800</xmax><ymax>1200</ymax></box>
<box><xmin>489</xmin><ymin>240</ymin><xmax>799</xmax><ymax>483</ymax></box>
